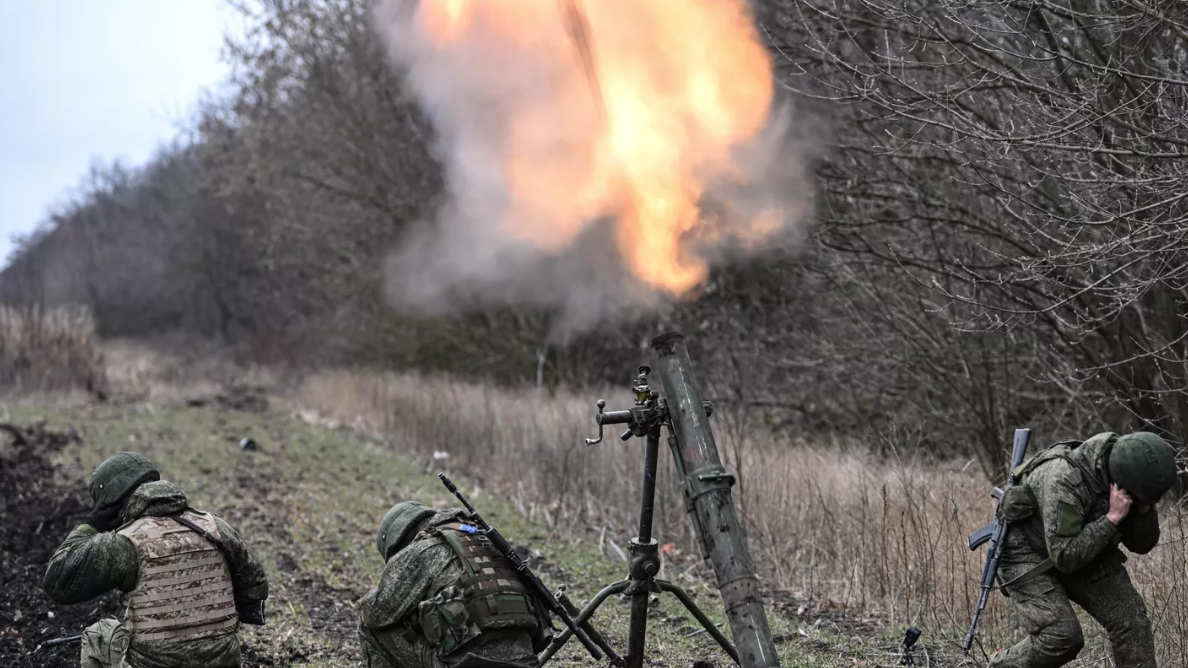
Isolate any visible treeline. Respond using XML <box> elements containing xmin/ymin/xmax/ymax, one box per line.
<box><xmin>4</xmin><ymin>0</ymin><xmax>1185</xmax><ymax>470</ymax></box>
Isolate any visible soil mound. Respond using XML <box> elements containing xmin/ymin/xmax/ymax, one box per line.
<box><xmin>0</xmin><ymin>422</ymin><xmax>119</xmax><ymax>667</ymax></box>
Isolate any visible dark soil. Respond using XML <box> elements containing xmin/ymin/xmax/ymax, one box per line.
<box><xmin>0</xmin><ymin>422</ymin><xmax>120</xmax><ymax>667</ymax></box>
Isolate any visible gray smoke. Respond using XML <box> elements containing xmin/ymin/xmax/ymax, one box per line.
<box><xmin>372</xmin><ymin>0</ymin><xmax>812</xmax><ymax>338</ymax></box>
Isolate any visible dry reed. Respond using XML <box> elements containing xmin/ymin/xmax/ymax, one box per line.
<box><xmin>0</xmin><ymin>304</ymin><xmax>106</xmax><ymax>395</ymax></box>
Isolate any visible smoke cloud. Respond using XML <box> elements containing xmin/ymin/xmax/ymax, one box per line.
<box><xmin>373</xmin><ymin>0</ymin><xmax>812</xmax><ymax>337</ymax></box>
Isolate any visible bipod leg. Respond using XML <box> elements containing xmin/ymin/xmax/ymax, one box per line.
<box><xmin>557</xmin><ymin>588</ymin><xmax>621</xmax><ymax>665</ymax></box>
<box><xmin>538</xmin><ymin>580</ymin><xmax>630</xmax><ymax>666</ymax></box>
<box><xmin>656</xmin><ymin>580</ymin><xmax>741</xmax><ymax>665</ymax></box>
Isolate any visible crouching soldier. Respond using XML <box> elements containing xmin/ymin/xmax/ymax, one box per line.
<box><xmin>358</xmin><ymin>502</ymin><xmax>552</xmax><ymax>668</ymax></box>
<box><xmin>991</xmin><ymin>432</ymin><xmax>1179</xmax><ymax>668</ymax></box>
<box><xmin>43</xmin><ymin>452</ymin><xmax>269</xmax><ymax>668</ymax></box>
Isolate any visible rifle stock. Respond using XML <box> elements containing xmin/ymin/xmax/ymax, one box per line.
<box><xmin>962</xmin><ymin>428</ymin><xmax>1031</xmax><ymax>655</ymax></box>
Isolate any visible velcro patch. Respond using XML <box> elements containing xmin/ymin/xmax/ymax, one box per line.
<box><xmin>1056</xmin><ymin>502</ymin><xmax>1083</xmax><ymax>537</ymax></box>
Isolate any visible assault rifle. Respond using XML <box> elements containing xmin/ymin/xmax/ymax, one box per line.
<box><xmin>437</xmin><ymin>473</ymin><xmax>604</xmax><ymax>661</ymax></box>
<box><xmin>962</xmin><ymin>428</ymin><xmax>1031</xmax><ymax>655</ymax></box>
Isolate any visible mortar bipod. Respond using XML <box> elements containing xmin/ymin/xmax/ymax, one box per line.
<box><xmin>538</xmin><ymin>366</ymin><xmax>738</xmax><ymax>668</ymax></box>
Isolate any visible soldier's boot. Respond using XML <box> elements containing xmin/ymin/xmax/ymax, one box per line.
<box><xmin>1066</xmin><ymin>563</ymin><xmax>1157</xmax><ymax>668</ymax></box>
<box><xmin>79</xmin><ymin>619</ymin><xmax>130</xmax><ymax>668</ymax></box>
<box><xmin>989</xmin><ymin>562</ymin><xmax>1084</xmax><ymax>668</ymax></box>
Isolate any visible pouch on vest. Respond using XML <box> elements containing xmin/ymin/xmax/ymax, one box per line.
<box><xmin>436</xmin><ymin>527</ymin><xmax>540</xmax><ymax>633</ymax></box>
<box><xmin>1000</xmin><ymin>486</ymin><xmax>1038</xmax><ymax>523</ymax></box>
<box><xmin>79</xmin><ymin>619</ymin><xmax>130</xmax><ymax>668</ymax></box>
<box><xmin>418</xmin><ymin>584</ymin><xmax>482</xmax><ymax>656</ymax></box>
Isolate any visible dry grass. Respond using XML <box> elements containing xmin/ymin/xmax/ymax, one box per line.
<box><xmin>295</xmin><ymin>369</ymin><xmax>1188</xmax><ymax>665</ymax></box>
<box><xmin>100</xmin><ymin>334</ymin><xmax>280</xmax><ymax>404</ymax></box>
<box><xmin>0</xmin><ymin>305</ymin><xmax>106</xmax><ymax>397</ymax></box>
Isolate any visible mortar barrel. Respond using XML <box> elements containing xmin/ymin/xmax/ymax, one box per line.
<box><xmin>650</xmin><ymin>331</ymin><xmax>780</xmax><ymax>668</ymax></box>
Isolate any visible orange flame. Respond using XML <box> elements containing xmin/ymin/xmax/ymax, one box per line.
<box><xmin>414</xmin><ymin>0</ymin><xmax>778</xmax><ymax>296</ymax></box>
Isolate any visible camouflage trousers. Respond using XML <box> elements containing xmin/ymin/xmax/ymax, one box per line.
<box><xmin>358</xmin><ymin>622</ymin><xmax>540</xmax><ymax>668</ymax></box>
<box><xmin>80</xmin><ymin>619</ymin><xmax>131</xmax><ymax>668</ymax></box>
<box><xmin>989</xmin><ymin>557</ymin><xmax>1156</xmax><ymax>668</ymax></box>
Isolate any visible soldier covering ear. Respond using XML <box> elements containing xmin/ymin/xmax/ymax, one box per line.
<box><xmin>43</xmin><ymin>452</ymin><xmax>270</xmax><ymax>668</ymax></box>
<box><xmin>989</xmin><ymin>432</ymin><xmax>1177</xmax><ymax>668</ymax></box>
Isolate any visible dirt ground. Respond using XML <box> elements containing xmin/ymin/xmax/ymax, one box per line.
<box><xmin>0</xmin><ymin>422</ymin><xmax>121</xmax><ymax>667</ymax></box>
<box><xmin>0</xmin><ymin>398</ymin><xmax>940</xmax><ymax>668</ymax></box>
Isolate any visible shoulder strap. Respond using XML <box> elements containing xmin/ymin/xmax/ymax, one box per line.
<box><xmin>1051</xmin><ymin>450</ymin><xmax>1107</xmax><ymax>496</ymax></box>
<box><xmin>171</xmin><ymin>513</ymin><xmax>267</xmax><ymax>626</ymax></box>
<box><xmin>998</xmin><ymin>558</ymin><xmax>1055</xmax><ymax>593</ymax></box>
<box><xmin>172</xmin><ymin>514</ymin><xmax>227</xmax><ymax>555</ymax></box>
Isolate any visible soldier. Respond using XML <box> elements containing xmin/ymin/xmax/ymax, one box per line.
<box><xmin>43</xmin><ymin>452</ymin><xmax>269</xmax><ymax>668</ymax></box>
<box><xmin>990</xmin><ymin>431</ymin><xmax>1178</xmax><ymax>668</ymax></box>
<box><xmin>358</xmin><ymin>501</ymin><xmax>552</xmax><ymax>668</ymax></box>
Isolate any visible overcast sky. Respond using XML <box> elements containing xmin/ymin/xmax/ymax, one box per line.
<box><xmin>0</xmin><ymin>1</ymin><xmax>234</xmax><ymax>266</ymax></box>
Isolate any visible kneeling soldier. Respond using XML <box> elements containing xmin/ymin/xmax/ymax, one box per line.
<box><xmin>991</xmin><ymin>432</ymin><xmax>1178</xmax><ymax>668</ymax></box>
<box><xmin>43</xmin><ymin>452</ymin><xmax>269</xmax><ymax>668</ymax></box>
<box><xmin>358</xmin><ymin>502</ymin><xmax>551</xmax><ymax>668</ymax></box>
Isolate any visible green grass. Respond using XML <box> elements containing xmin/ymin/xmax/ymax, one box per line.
<box><xmin>15</xmin><ymin>400</ymin><xmax>901</xmax><ymax>667</ymax></box>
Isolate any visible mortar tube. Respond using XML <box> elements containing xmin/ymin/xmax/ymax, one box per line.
<box><xmin>650</xmin><ymin>331</ymin><xmax>780</xmax><ymax>668</ymax></box>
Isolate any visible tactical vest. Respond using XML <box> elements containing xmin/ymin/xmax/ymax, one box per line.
<box><xmin>415</xmin><ymin>523</ymin><xmax>539</xmax><ymax>656</ymax></box>
<box><xmin>1013</xmin><ymin>440</ymin><xmax>1104</xmax><ymax>495</ymax></box>
<box><xmin>1003</xmin><ymin>440</ymin><xmax>1109</xmax><ymax>564</ymax></box>
<box><xmin>117</xmin><ymin>511</ymin><xmax>238</xmax><ymax>642</ymax></box>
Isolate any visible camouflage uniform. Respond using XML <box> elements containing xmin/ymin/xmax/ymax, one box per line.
<box><xmin>990</xmin><ymin>432</ymin><xmax>1174</xmax><ymax>668</ymax></box>
<box><xmin>44</xmin><ymin>453</ymin><xmax>269</xmax><ymax>668</ymax></box>
<box><xmin>358</xmin><ymin>503</ymin><xmax>551</xmax><ymax>668</ymax></box>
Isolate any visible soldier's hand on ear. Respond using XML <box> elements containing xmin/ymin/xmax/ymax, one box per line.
<box><xmin>86</xmin><ymin>503</ymin><xmax>124</xmax><ymax>532</ymax></box>
<box><xmin>1107</xmin><ymin>484</ymin><xmax>1133</xmax><ymax>525</ymax></box>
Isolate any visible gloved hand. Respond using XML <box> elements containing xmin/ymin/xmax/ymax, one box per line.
<box><xmin>86</xmin><ymin>503</ymin><xmax>124</xmax><ymax>532</ymax></box>
<box><xmin>237</xmin><ymin>600</ymin><xmax>266</xmax><ymax>626</ymax></box>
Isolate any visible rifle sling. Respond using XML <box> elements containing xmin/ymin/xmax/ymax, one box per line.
<box><xmin>172</xmin><ymin>514</ymin><xmax>230</xmax><ymax>558</ymax></box>
<box><xmin>998</xmin><ymin>558</ymin><xmax>1054</xmax><ymax>592</ymax></box>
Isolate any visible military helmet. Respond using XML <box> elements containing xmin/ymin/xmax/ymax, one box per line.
<box><xmin>376</xmin><ymin>501</ymin><xmax>436</xmax><ymax>561</ymax></box>
<box><xmin>1109</xmin><ymin>432</ymin><xmax>1178</xmax><ymax>505</ymax></box>
<box><xmin>88</xmin><ymin>452</ymin><xmax>161</xmax><ymax>509</ymax></box>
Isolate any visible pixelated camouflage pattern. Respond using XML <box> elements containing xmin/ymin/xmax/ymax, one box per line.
<box><xmin>991</xmin><ymin>433</ymin><xmax>1158</xmax><ymax>667</ymax></box>
<box><xmin>80</xmin><ymin>618</ymin><xmax>131</xmax><ymax>668</ymax></box>
<box><xmin>44</xmin><ymin>480</ymin><xmax>269</xmax><ymax>668</ymax></box>
<box><xmin>118</xmin><ymin>510</ymin><xmax>238</xmax><ymax>641</ymax></box>
<box><xmin>358</xmin><ymin>508</ymin><xmax>548</xmax><ymax>668</ymax></box>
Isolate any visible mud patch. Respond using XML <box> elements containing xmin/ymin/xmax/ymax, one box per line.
<box><xmin>0</xmin><ymin>422</ymin><xmax>120</xmax><ymax>668</ymax></box>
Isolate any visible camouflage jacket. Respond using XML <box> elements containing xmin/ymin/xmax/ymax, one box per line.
<box><xmin>358</xmin><ymin>509</ymin><xmax>548</xmax><ymax>668</ymax></box>
<box><xmin>43</xmin><ymin>480</ymin><xmax>269</xmax><ymax>668</ymax></box>
<box><xmin>1004</xmin><ymin>433</ymin><xmax>1161</xmax><ymax>576</ymax></box>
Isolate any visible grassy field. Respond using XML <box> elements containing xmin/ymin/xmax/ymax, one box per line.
<box><xmin>4</xmin><ymin>397</ymin><xmax>926</xmax><ymax>668</ymax></box>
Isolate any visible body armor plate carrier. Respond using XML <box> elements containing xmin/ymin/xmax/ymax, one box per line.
<box><xmin>416</xmin><ymin>523</ymin><xmax>539</xmax><ymax>656</ymax></box>
<box><xmin>117</xmin><ymin>511</ymin><xmax>238</xmax><ymax>643</ymax></box>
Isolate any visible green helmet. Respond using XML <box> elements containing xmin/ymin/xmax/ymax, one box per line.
<box><xmin>88</xmin><ymin>452</ymin><xmax>160</xmax><ymax>509</ymax></box>
<box><xmin>1109</xmin><ymin>432</ymin><xmax>1178</xmax><ymax>504</ymax></box>
<box><xmin>376</xmin><ymin>501</ymin><xmax>435</xmax><ymax>561</ymax></box>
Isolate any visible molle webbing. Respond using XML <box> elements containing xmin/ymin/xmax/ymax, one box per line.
<box><xmin>118</xmin><ymin>512</ymin><xmax>237</xmax><ymax>642</ymax></box>
<box><xmin>437</xmin><ymin>525</ymin><xmax>537</xmax><ymax>628</ymax></box>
